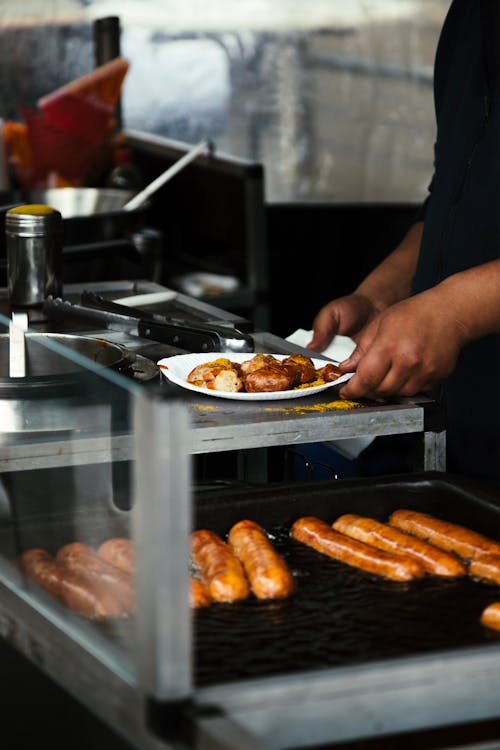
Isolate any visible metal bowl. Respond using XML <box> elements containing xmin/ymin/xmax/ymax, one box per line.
<box><xmin>0</xmin><ymin>333</ymin><xmax>130</xmax><ymax>434</ymax></box>
<box><xmin>0</xmin><ymin>333</ymin><xmax>127</xmax><ymax>385</ymax></box>
<box><xmin>28</xmin><ymin>188</ymin><xmax>135</xmax><ymax>219</ymax></box>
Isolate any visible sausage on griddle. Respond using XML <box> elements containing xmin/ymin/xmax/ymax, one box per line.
<box><xmin>19</xmin><ymin>548</ymin><xmax>125</xmax><ymax>620</ymax></box>
<box><xmin>332</xmin><ymin>514</ymin><xmax>466</xmax><ymax>577</ymax></box>
<box><xmin>228</xmin><ymin>519</ymin><xmax>295</xmax><ymax>600</ymax></box>
<box><xmin>389</xmin><ymin>509</ymin><xmax>500</xmax><ymax>561</ymax></box>
<box><xmin>469</xmin><ymin>553</ymin><xmax>500</xmax><ymax>585</ymax></box>
<box><xmin>190</xmin><ymin>529</ymin><xmax>250</xmax><ymax>603</ymax></box>
<box><xmin>291</xmin><ymin>516</ymin><xmax>425</xmax><ymax>581</ymax></box>
<box><xmin>98</xmin><ymin>537</ymin><xmax>135</xmax><ymax>575</ymax></box>
<box><xmin>190</xmin><ymin>577</ymin><xmax>212</xmax><ymax>608</ymax></box>
<box><xmin>56</xmin><ymin>542</ymin><xmax>135</xmax><ymax>614</ymax></box>
<box><xmin>480</xmin><ymin>602</ymin><xmax>500</xmax><ymax>631</ymax></box>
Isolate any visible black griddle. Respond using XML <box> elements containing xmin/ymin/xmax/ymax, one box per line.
<box><xmin>192</xmin><ymin>472</ymin><xmax>500</xmax><ymax>686</ymax></box>
<box><xmin>3</xmin><ymin>472</ymin><xmax>500</xmax><ymax>691</ymax></box>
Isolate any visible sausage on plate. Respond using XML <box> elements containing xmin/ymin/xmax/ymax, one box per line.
<box><xmin>332</xmin><ymin>513</ymin><xmax>466</xmax><ymax>577</ymax></box>
<box><xmin>19</xmin><ymin>548</ymin><xmax>125</xmax><ymax>620</ymax></box>
<box><xmin>291</xmin><ymin>516</ymin><xmax>425</xmax><ymax>581</ymax></box>
<box><xmin>190</xmin><ymin>529</ymin><xmax>250</xmax><ymax>603</ymax></box>
<box><xmin>228</xmin><ymin>519</ymin><xmax>295</xmax><ymax>600</ymax></box>
<box><xmin>389</xmin><ymin>509</ymin><xmax>500</xmax><ymax>561</ymax></box>
<box><xmin>56</xmin><ymin>542</ymin><xmax>135</xmax><ymax>614</ymax></box>
<box><xmin>187</xmin><ymin>359</ymin><xmax>243</xmax><ymax>393</ymax></box>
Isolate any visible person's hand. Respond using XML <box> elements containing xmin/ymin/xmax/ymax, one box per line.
<box><xmin>307</xmin><ymin>293</ymin><xmax>377</xmax><ymax>352</ymax></box>
<box><xmin>338</xmin><ymin>287</ymin><xmax>468</xmax><ymax>401</ymax></box>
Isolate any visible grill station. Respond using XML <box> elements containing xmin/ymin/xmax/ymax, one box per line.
<box><xmin>0</xmin><ymin>134</ymin><xmax>499</xmax><ymax>750</ymax></box>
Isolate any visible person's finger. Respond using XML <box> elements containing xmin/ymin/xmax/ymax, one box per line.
<box><xmin>339</xmin><ymin>354</ymin><xmax>391</xmax><ymax>400</ymax></box>
<box><xmin>338</xmin><ymin>348</ymin><xmax>361</xmax><ymax>372</ymax></box>
<box><xmin>308</xmin><ymin>321</ymin><xmax>337</xmax><ymax>352</ymax></box>
<box><xmin>306</xmin><ymin>333</ymin><xmax>328</xmax><ymax>352</ymax></box>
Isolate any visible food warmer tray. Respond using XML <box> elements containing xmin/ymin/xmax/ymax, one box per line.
<box><xmin>2</xmin><ymin>473</ymin><xmax>500</xmax><ymax>749</ymax></box>
<box><xmin>188</xmin><ymin>471</ymin><xmax>500</xmax><ymax>748</ymax></box>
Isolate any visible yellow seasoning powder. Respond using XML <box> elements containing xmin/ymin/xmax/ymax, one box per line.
<box><xmin>264</xmin><ymin>400</ymin><xmax>364</xmax><ymax>414</ymax></box>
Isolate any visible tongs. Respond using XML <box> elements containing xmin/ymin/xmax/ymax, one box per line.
<box><xmin>44</xmin><ymin>293</ymin><xmax>254</xmax><ymax>353</ymax></box>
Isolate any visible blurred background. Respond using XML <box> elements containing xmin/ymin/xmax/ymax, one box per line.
<box><xmin>0</xmin><ymin>0</ymin><xmax>448</xmax><ymax>203</ymax></box>
<box><xmin>0</xmin><ymin>1</ymin><xmax>452</xmax><ymax>340</ymax></box>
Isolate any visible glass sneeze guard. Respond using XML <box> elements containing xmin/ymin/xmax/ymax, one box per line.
<box><xmin>0</xmin><ymin>309</ymin><xmax>193</xmax><ymax>746</ymax></box>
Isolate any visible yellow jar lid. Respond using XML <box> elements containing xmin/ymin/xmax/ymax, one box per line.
<box><xmin>8</xmin><ymin>204</ymin><xmax>57</xmax><ymax>216</ymax></box>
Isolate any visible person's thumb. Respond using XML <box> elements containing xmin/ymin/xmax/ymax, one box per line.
<box><xmin>338</xmin><ymin>346</ymin><xmax>362</xmax><ymax>372</ymax></box>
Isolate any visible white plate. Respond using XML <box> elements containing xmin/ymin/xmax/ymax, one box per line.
<box><xmin>157</xmin><ymin>352</ymin><xmax>353</xmax><ymax>401</ymax></box>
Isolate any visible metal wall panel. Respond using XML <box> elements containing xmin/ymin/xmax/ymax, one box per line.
<box><xmin>0</xmin><ymin>1</ymin><xmax>449</xmax><ymax>202</ymax></box>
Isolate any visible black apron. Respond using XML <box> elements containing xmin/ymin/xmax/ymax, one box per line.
<box><xmin>412</xmin><ymin>0</ymin><xmax>500</xmax><ymax>483</ymax></box>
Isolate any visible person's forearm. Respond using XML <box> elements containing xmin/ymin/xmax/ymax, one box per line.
<box><xmin>355</xmin><ymin>221</ymin><xmax>423</xmax><ymax>312</ymax></box>
<box><xmin>435</xmin><ymin>259</ymin><xmax>500</xmax><ymax>343</ymax></box>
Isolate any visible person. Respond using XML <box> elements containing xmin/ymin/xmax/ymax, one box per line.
<box><xmin>307</xmin><ymin>0</ymin><xmax>500</xmax><ymax>486</ymax></box>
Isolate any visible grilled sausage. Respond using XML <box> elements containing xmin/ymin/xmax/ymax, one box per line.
<box><xmin>480</xmin><ymin>602</ymin><xmax>500</xmax><ymax>631</ymax></box>
<box><xmin>389</xmin><ymin>509</ymin><xmax>500</xmax><ymax>561</ymax></box>
<box><xmin>469</xmin><ymin>554</ymin><xmax>500</xmax><ymax>585</ymax></box>
<box><xmin>332</xmin><ymin>514</ymin><xmax>466</xmax><ymax>578</ymax></box>
<box><xmin>291</xmin><ymin>516</ymin><xmax>425</xmax><ymax>581</ymax></box>
<box><xmin>317</xmin><ymin>363</ymin><xmax>343</xmax><ymax>382</ymax></box>
<box><xmin>241</xmin><ymin>354</ymin><xmax>300</xmax><ymax>392</ymax></box>
<box><xmin>190</xmin><ymin>529</ymin><xmax>250</xmax><ymax>602</ymax></box>
<box><xmin>190</xmin><ymin>577</ymin><xmax>212</xmax><ymax>608</ymax></box>
<box><xmin>98</xmin><ymin>537</ymin><xmax>135</xmax><ymax>575</ymax></box>
<box><xmin>187</xmin><ymin>359</ymin><xmax>243</xmax><ymax>392</ymax></box>
<box><xmin>228</xmin><ymin>519</ymin><xmax>295</xmax><ymax>600</ymax></box>
<box><xmin>19</xmin><ymin>548</ymin><xmax>124</xmax><ymax>620</ymax></box>
<box><xmin>281</xmin><ymin>354</ymin><xmax>317</xmax><ymax>385</ymax></box>
<box><xmin>56</xmin><ymin>542</ymin><xmax>135</xmax><ymax>614</ymax></box>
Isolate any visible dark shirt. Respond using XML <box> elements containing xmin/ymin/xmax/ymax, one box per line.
<box><xmin>412</xmin><ymin>0</ymin><xmax>500</xmax><ymax>483</ymax></box>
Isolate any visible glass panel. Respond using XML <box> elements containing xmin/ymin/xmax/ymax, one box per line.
<box><xmin>0</xmin><ymin>308</ymin><xmax>137</xmax><ymax>677</ymax></box>
<box><xmin>0</xmin><ymin>306</ymin><xmax>192</xmax><ymax>714</ymax></box>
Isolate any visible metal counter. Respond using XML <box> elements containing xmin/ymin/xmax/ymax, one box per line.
<box><xmin>0</xmin><ymin>281</ymin><xmax>445</xmax><ymax>475</ymax></box>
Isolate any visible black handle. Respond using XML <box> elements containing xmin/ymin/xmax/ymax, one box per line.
<box><xmin>137</xmin><ymin>319</ymin><xmax>221</xmax><ymax>351</ymax></box>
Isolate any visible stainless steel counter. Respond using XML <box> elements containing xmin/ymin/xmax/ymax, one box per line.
<box><xmin>0</xmin><ymin>282</ymin><xmax>445</xmax><ymax>474</ymax></box>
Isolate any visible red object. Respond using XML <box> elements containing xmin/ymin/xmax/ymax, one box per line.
<box><xmin>39</xmin><ymin>92</ymin><xmax>113</xmax><ymax>147</ymax></box>
<box><xmin>8</xmin><ymin>58</ymin><xmax>130</xmax><ymax>188</ymax></box>
<box><xmin>21</xmin><ymin>106</ymin><xmax>105</xmax><ymax>184</ymax></box>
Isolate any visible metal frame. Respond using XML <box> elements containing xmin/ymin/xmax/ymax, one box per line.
<box><xmin>194</xmin><ymin>643</ymin><xmax>500</xmax><ymax>748</ymax></box>
<box><xmin>132</xmin><ymin>388</ymin><xmax>192</xmax><ymax>700</ymax></box>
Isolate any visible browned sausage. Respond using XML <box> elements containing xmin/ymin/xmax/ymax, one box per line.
<box><xmin>19</xmin><ymin>548</ymin><xmax>124</xmax><ymax>620</ymax></box>
<box><xmin>316</xmin><ymin>363</ymin><xmax>342</xmax><ymax>382</ymax></box>
<box><xmin>56</xmin><ymin>542</ymin><xmax>135</xmax><ymax>614</ymax></box>
<box><xmin>98</xmin><ymin>537</ymin><xmax>135</xmax><ymax>575</ymax></box>
<box><xmin>332</xmin><ymin>514</ymin><xmax>466</xmax><ymax>578</ymax></box>
<box><xmin>389</xmin><ymin>509</ymin><xmax>500</xmax><ymax>561</ymax></box>
<box><xmin>190</xmin><ymin>529</ymin><xmax>250</xmax><ymax>602</ymax></box>
<box><xmin>480</xmin><ymin>602</ymin><xmax>500</xmax><ymax>631</ymax></box>
<box><xmin>469</xmin><ymin>554</ymin><xmax>500</xmax><ymax>585</ymax></box>
<box><xmin>291</xmin><ymin>516</ymin><xmax>425</xmax><ymax>581</ymax></box>
<box><xmin>228</xmin><ymin>519</ymin><xmax>295</xmax><ymax>600</ymax></box>
<box><xmin>190</xmin><ymin>577</ymin><xmax>212</xmax><ymax>608</ymax></box>
<box><xmin>281</xmin><ymin>354</ymin><xmax>317</xmax><ymax>385</ymax></box>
